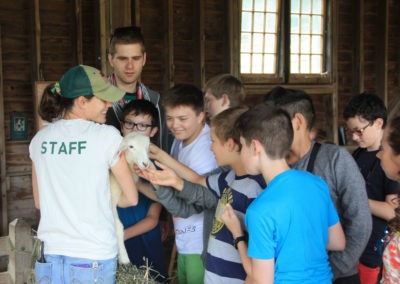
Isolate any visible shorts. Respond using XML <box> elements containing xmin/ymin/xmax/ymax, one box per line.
<box><xmin>177</xmin><ymin>253</ymin><xmax>204</xmax><ymax>284</ymax></box>
<box><xmin>34</xmin><ymin>254</ymin><xmax>117</xmax><ymax>284</ymax></box>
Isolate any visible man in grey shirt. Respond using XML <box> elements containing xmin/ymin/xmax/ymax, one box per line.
<box><xmin>264</xmin><ymin>87</ymin><xmax>371</xmax><ymax>284</ymax></box>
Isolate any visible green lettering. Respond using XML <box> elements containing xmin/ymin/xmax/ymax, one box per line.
<box><xmin>69</xmin><ymin>142</ymin><xmax>77</xmax><ymax>154</ymax></box>
<box><xmin>78</xmin><ymin>141</ymin><xmax>87</xmax><ymax>154</ymax></box>
<box><xmin>49</xmin><ymin>141</ymin><xmax>57</xmax><ymax>154</ymax></box>
<box><xmin>41</xmin><ymin>141</ymin><xmax>47</xmax><ymax>154</ymax></box>
<box><xmin>58</xmin><ymin>142</ymin><xmax>67</xmax><ymax>154</ymax></box>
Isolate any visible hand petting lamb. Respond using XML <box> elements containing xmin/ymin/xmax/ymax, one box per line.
<box><xmin>109</xmin><ymin>132</ymin><xmax>150</xmax><ymax>264</ymax></box>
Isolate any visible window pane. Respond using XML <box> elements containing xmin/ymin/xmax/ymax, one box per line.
<box><xmin>301</xmin><ymin>35</ymin><xmax>310</xmax><ymax>53</ymax></box>
<box><xmin>301</xmin><ymin>0</ymin><xmax>311</xmax><ymax>13</ymax></box>
<box><xmin>291</xmin><ymin>34</ymin><xmax>300</xmax><ymax>53</ymax></box>
<box><xmin>291</xmin><ymin>15</ymin><xmax>300</xmax><ymax>34</ymax></box>
<box><xmin>242</xmin><ymin>0</ymin><xmax>253</xmax><ymax>11</ymax></box>
<box><xmin>265</xmin><ymin>13</ymin><xmax>277</xmax><ymax>33</ymax></box>
<box><xmin>241</xmin><ymin>54</ymin><xmax>251</xmax><ymax>73</ymax></box>
<box><xmin>264</xmin><ymin>54</ymin><xmax>276</xmax><ymax>73</ymax></box>
<box><xmin>301</xmin><ymin>15</ymin><xmax>311</xmax><ymax>33</ymax></box>
<box><xmin>291</xmin><ymin>0</ymin><xmax>300</xmax><ymax>13</ymax></box>
<box><xmin>242</xmin><ymin>12</ymin><xmax>253</xmax><ymax>32</ymax></box>
<box><xmin>240</xmin><ymin>0</ymin><xmax>281</xmax><ymax>76</ymax></box>
<box><xmin>264</xmin><ymin>34</ymin><xmax>276</xmax><ymax>53</ymax></box>
<box><xmin>311</xmin><ymin>55</ymin><xmax>322</xmax><ymax>73</ymax></box>
<box><xmin>291</xmin><ymin>54</ymin><xmax>300</xmax><ymax>73</ymax></box>
<box><xmin>241</xmin><ymin>33</ymin><xmax>252</xmax><ymax>52</ymax></box>
<box><xmin>312</xmin><ymin>15</ymin><xmax>322</xmax><ymax>34</ymax></box>
<box><xmin>300</xmin><ymin>54</ymin><xmax>310</xmax><ymax>73</ymax></box>
<box><xmin>254</xmin><ymin>12</ymin><xmax>265</xmax><ymax>32</ymax></box>
<box><xmin>254</xmin><ymin>0</ymin><xmax>265</xmax><ymax>11</ymax></box>
<box><xmin>253</xmin><ymin>33</ymin><xmax>264</xmax><ymax>53</ymax></box>
<box><xmin>312</xmin><ymin>0</ymin><xmax>322</xmax><ymax>14</ymax></box>
<box><xmin>267</xmin><ymin>0</ymin><xmax>277</xmax><ymax>12</ymax></box>
<box><xmin>252</xmin><ymin>54</ymin><xmax>263</xmax><ymax>73</ymax></box>
<box><xmin>311</xmin><ymin>35</ymin><xmax>322</xmax><ymax>54</ymax></box>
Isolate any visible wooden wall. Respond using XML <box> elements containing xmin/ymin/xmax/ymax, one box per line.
<box><xmin>0</xmin><ymin>0</ymin><xmax>400</xmax><ymax>234</ymax></box>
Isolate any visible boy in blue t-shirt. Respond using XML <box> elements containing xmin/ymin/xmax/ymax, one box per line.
<box><xmin>222</xmin><ymin>103</ymin><xmax>346</xmax><ymax>283</ymax></box>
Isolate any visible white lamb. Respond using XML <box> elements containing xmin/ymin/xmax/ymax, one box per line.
<box><xmin>109</xmin><ymin>132</ymin><xmax>150</xmax><ymax>264</ymax></box>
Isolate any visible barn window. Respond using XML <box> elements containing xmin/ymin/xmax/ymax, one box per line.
<box><xmin>239</xmin><ymin>0</ymin><xmax>330</xmax><ymax>82</ymax></box>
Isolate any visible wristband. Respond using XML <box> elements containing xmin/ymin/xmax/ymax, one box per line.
<box><xmin>233</xmin><ymin>235</ymin><xmax>247</xmax><ymax>249</ymax></box>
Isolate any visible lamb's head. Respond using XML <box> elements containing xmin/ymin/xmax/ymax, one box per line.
<box><xmin>119</xmin><ymin>132</ymin><xmax>151</xmax><ymax>170</ymax></box>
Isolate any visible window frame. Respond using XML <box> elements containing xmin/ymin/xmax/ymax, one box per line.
<box><xmin>236</xmin><ymin>0</ymin><xmax>333</xmax><ymax>85</ymax></box>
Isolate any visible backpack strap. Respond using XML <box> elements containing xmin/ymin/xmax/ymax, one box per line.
<box><xmin>306</xmin><ymin>142</ymin><xmax>321</xmax><ymax>173</ymax></box>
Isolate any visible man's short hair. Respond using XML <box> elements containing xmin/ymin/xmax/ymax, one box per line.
<box><xmin>263</xmin><ymin>86</ymin><xmax>315</xmax><ymax>130</ymax></box>
<box><xmin>109</xmin><ymin>26</ymin><xmax>145</xmax><ymax>55</ymax></box>
<box><xmin>121</xmin><ymin>99</ymin><xmax>159</xmax><ymax>127</ymax></box>
<box><xmin>162</xmin><ymin>84</ymin><xmax>204</xmax><ymax>114</ymax></box>
<box><xmin>204</xmin><ymin>74</ymin><xmax>246</xmax><ymax>107</ymax></box>
<box><xmin>236</xmin><ymin>103</ymin><xmax>293</xmax><ymax>160</ymax></box>
<box><xmin>211</xmin><ymin>106</ymin><xmax>249</xmax><ymax>150</ymax></box>
<box><xmin>343</xmin><ymin>92</ymin><xmax>387</xmax><ymax>127</ymax></box>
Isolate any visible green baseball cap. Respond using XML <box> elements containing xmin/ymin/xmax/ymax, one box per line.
<box><xmin>58</xmin><ymin>65</ymin><xmax>124</xmax><ymax>102</ymax></box>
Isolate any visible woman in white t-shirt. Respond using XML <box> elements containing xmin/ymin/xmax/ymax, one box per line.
<box><xmin>30</xmin><ymin>65</ymin><xmax>138</xmax><ymax>284</ymax></box>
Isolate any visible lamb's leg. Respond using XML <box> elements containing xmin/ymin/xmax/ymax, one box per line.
<box><xmin>114</xmin><ymin>212</ymin><xmax>130</xmax><ymax>264</ymax></box>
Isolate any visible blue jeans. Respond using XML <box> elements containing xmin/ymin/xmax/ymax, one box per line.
<box><xmin>34</xmin><ymin>254</ymin><xmax>117</xmax><ymax>283</ymax></box>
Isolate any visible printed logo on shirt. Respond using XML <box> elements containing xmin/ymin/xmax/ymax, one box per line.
<box><xmin>211</xmin><ymin>186</ymin><xmax>233</xmax><ymax>236</ymax></box>
<box><xmin>41</xmin><ymin>141</ymin><xmax>87</xmax><ymax>154</ymax></box>
<box><xmin>175</xmin><ymin>225</ymin><xmax>197</xmax><ymax>235</ymax></box>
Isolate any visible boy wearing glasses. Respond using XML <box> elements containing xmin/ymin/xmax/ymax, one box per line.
<box><xmin>117</xmin><ymin>99</ymin><xmax>169</xmax><ymax>282</ymax></box>
<box><xmin>106</xmin><ymin>26</ymin><xmax>170</xmax><ymax>152</ymax></box>
<box><xmin>344</xmin><ymin>93</ymin><xmax>399</xmax><ymax>284</ymax></box>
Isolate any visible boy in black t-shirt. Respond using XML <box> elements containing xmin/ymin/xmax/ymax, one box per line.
<box><xmin>344</xmin><ymin>93</ymin><xmax>399</xmax><ymax>284</ymax></box>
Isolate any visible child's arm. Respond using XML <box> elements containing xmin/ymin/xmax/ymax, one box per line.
<box><xmin>123</xmin><ymin>202</ymin><xmax>162</xmax><ymax>241</ymax></box>
<box><xmin>149</xmin><ymin>144</ymin><xmax>205</xmax><ymax>186</ymax></box>
<box><xmin>220</xmin><ymin>203</ymin><xmax>252</xmax><ymax>275</ymax></box>
<box><xmin>327</xmin><ymin>222</ymin><xmax>346</xmax><ymax>251</ymax></box>
<box><xmin>251</xmin><ymin>259</ymin><xmax>274</xmax><ymax>284</ymax></box>
<box><xmin>368</xmin><ymin>194</ymin><xmax>397</xmax><ymax>221</ymax></box>
<box><xmin>112</xmin><ymin>155</ymin><xmax>138</xmax><ymax>207</ymax></box>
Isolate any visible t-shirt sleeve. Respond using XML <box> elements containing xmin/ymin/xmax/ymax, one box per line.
<box><xmin>246</xmin><ymin>209</ymin><xmax>276</xmax><ymax>260</ymax></box>
<box><xmin>106</xmin><ymin>127</ymin><xmax>123</xmax><ymax>167</ymax></box>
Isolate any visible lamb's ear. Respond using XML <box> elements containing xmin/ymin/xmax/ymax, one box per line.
<box><xmin>118</xmin><ymin>140</ymin><xmax>128</xmax><ymax>152</ymax></box>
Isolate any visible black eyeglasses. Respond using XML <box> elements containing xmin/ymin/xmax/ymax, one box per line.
<box><xmin>346</xmin><ymin>123</ymin><xmax>371</xmax><ymax>137</ymax></box>
<box><xmin>122</xmin><ymin>121</ymin><xmax>153</xmax><ymax>131</ymax></box>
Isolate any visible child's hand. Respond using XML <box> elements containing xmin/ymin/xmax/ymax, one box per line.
<box><xmin>220</xmin><ymin>203</ymin><xmax>244</xmax><ymax>238</ymax></box>
<box><xmin>149</xmin><ymin>143</ymin><xmax>163</xmax><ymax>161</ymax></box>
<box><xmin>145</xmin><ymin>161</ymin><xmax>184</xmax><ymax>191</ymax></box>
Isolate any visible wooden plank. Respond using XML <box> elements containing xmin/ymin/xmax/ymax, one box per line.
<box><xmin>75</xmin><ymin>0</ymin><xmax>83</xmax><ymax>64</ymax></box>
<box><xmin>228</xmin><ymin>0</ymin><xmax>241</xmax><ymax>76</ymax></box>
<box><xmin>164</xmin><ymin>0</ymin><xmax>174</xmax><ymax>87</ymax></box>
<box><xmin>0</xmin><ymin>26</ymin><xmax>8</xmax><ymax>236</ymax></box>
<box><xmin>134</xmin><ymin>0</ymin><xmax>140</xmax><ymax>26</ymax></box>
<box><xmin>0</xmin><ymin>236</ymin><xmax>10</xmax><ymax>256</ymax></box>
<box><xmin>32</xmin><ymin>0</ymin><xmax>42</xmax><ymax>80</ymax></box>
<box><xmin>112</xmin><ymin>0</ymin><xmax>131</xmax><ymax>28</ymax></box>
<box><xmin>376</xmin><ymin>0</ymin><xmax>389</xmax><ymax>105</ymax></box>
<box><xmin>193</xmin><ymin>0</ymin><xmax>205</xmax><ymax>88</ymax></box>
<box><xmin>0</xmin><ymin>272</ymin><xmax>11</xmax><ymax>284</ymax></box>
<box><xmin>99</xmin><ymin>0</ymin><xmax>108</xmax><ymax>73</ymax></box>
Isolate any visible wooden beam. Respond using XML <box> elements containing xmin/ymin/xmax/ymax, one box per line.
<box><xmin>228</xmin><ymin>0</ymin><xmax>241</xmax><ymax>76</ymax></box>
<box><xmin>194</xmin><ymin>0</ymin><xmax>205</xmax><ymax>87</ymax></box>
<box><xmin>355</xmin><ymin>0</ymin><xmax>364</xmax><ymax>94</ymax></box>
<box><xmin>32</xmin><ymin>0</ymin><xmax>42</xmax><ymax>80</ymax></box>
<box><xmin>112</xmin><ymin>0</ymin><xmax>132</xmax><ymax>28</ymax></box>
<box><xmin>164</xmin><ymin>0</ymin><xmax>174</xmax><ymax>88</ymax></box>
<box><xmin>133</xmin><ymin>0</ymin><xmax>140</xmax><ymax>26</ymax></box>
<box><xmin>75</xmin><ymin>0</ymin><xmax>83</xmax><ymax>64</ymax></box>
<box><xmin>376</xmin><ymin>0</ymin><xmax>389</xmax><ymax>105</ymax></box>
<box><xmin>0</xmin><ymin>26</ymin><xmax>7</xmax><ymax>235</ymax></box>
<box><xmin>331</xmin><ymin>0</ymin><xmax>339</xmax><ymax>144</ymax></box>
<box><xmin>99</xmin><ymin>0</ymin><xmax>108</xmax><ymax>73</ymax></box>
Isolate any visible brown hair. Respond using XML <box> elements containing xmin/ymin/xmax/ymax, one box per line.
<box><xmin>210</xmin><ymin>105</ymin><xmax>249</xmax><ymax>150</ymax></box>
<box><xmin>204</xmin><ymin>74</ymin><xmax>246</xmax><ymax>108</ymax></box>
<box><xmin>109</xmin><ymin>26</ymin><xmax>145</xmax><ymax>56</ymax></box>
<box><xmin>388</xmin><ymin>116</ymin><xmax>400</xmax><ymax>156</ymax></box>
<box><xmin>236</xmin><ymin>103</ymin><xmax>293</xmax><ymax>159</ymax></box>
